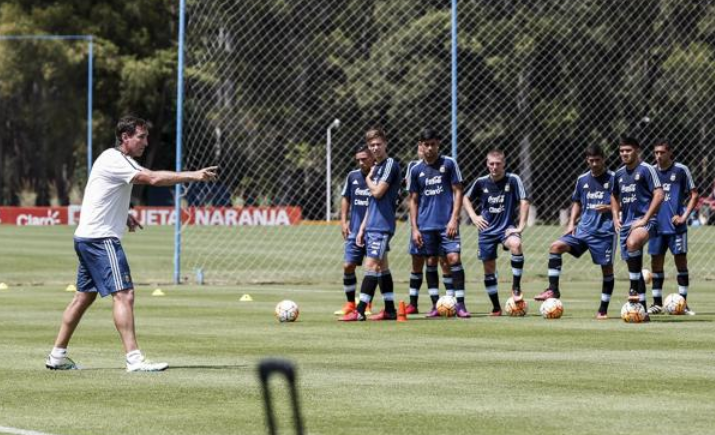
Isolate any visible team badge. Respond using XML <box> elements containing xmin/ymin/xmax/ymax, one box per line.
<box><xmin>619</xmin><ymin>177</ymin><xmax>623</xmax><ymax>182</ymax></box>
<box><xmin>483</xmin><ymin>188</ymin><xmax>489</xmax><ymax>193</ymax></box>
<box><xmin>584</xmin><ymin>183</ymin><xmax>589</xmax><ymax>189</ymax></box>
<box><xmin>440</xmin><ymin>166</ymin><xmax>445</xmax><ymax>173</ymax></box>
<box><xmin>419</xmin><ymin>172</ymin><xmax>425</xmax><ymax>177</ymax></box>
<box><xmin>505</xmin><ymin>185</ymin><xmax>511</xmax><ymax>192</ymax></box>
<box><xmin>670</xmin><ymin>174</ymin><xmax>676</xmax><ymax>181</ymax></box>
<box><xmin>604</xmin><ymin>182</ymin><xmax>609</xmax><ymax>188</ymax></box>
<box><xmin>635</xmin><ymin>173</ymin><xmax>640</xmax><ymax>180</ymax></box>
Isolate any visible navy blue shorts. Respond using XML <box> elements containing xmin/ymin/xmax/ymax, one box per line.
<box><xmin>343</xmin><ymin>237</ymin><xmax>366</xmax><ymax>265</ymax></box>
<box><xmin>74</xmin><ymin>237</ymin><xmax>133</xmax><ymax>297</ymax></box>
<box><xmin>619</xmin><ymin>221</ymin><xmax>657</xmax><ymax>260</ymax></box>
<box><xmin>478</xmin><ymin>229</ymin><xmax>520</xmax><ymax>261</ymax></box>
<box><xmin>559</xmin><ymin>231</ymin><xmax>616</xmax><ymax>265</ymax></box>
<box><xmin>365</xmin><ymin>231</ymin><xmax>392</xmax><ymax>260</ymax></box>
<box><xmin>409</xmin><ymin>229</ymin><xmax>461</xmax><ymax>257</ymax></box>
<box><xmin>648</xmin><ymin>232</ymin><xmax>688</xmax><ymax>256</ymax></box>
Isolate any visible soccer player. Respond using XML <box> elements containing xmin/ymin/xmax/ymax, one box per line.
<box><xmin>464</xmin><ymin>149</ymin><xmax>529</xmax><ymax>316</ymax></box>
<box><xmin>534</xmin><ymin>145</ymin><xmax>616</xmax><ymax>319</ymax></box>
<box><xmin>611</xmin><ymin>135</ymin><xmax>664</xmax><ymax>310</ymax></box>
<box><xmin>335</xmin><ymin>144</ymin><xmax>374</xmax><ymax>316</ymax></box>
<box><xmin>407</xmin><ymin>128</ymin><xmax>469</xmax><ymax>318</ymax></box>
<box><xmin>405</xmin><ymin>145</ymin><xmax>454</xmax><ymax>315</ymax></box>
<box><xmin>647</xmin><ymin>139</ymin><xmax>698</xmax><ymax>315</ymax></box>
<box><xmin>341</xmin><ymin>127</ymin><xmax>401</xmax><ymax>321</ymax></box>
<box><xmin>45</xmin><ymin>116</ymin><xmax>217</xmax><ymax>371</ymax></box>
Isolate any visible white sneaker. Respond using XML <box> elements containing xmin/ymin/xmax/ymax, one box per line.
<box><xmin>684</xmin><ymin>306</ymin><xmax>696</xmax><ymax>316</ymax></box>
<box><xmin>647</xmin><ymin>304</ymin><xmax>663</xmax><ymax>315</ymax></box>
<box><xmin>126</xmin><ymin>356</ymin><xmax>169</xmax><ymax>372</ymax></box>
<box><xmin>45</xmin><ymin>355</ymin><xmax>80</xmax><ymax>370</ymax></box>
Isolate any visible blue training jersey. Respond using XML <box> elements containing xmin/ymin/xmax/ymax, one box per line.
<box><xmin>655</xmin><ymin>162</ymin><xmax>696</xmax><ymax>234</ymax></box>
<box><xmin>365</xmin><ymin>157</ymin><xmax>401</xmax><ymax>234</ymax></box>
<box><xmin>466</xmin><ymin>173</ymin><xmax>528</xmax><ymax>237</ymax></box>
<box><xmin>408</xmin><ymin>155</ymin><xmax>463</xmax><ymax>231</ymax></box>
<box><xmin>572</xmin><ymin>170</ymin><xmax>615</xmax><ymax>236</ymax></box>
<box><xmin>341</xmin><ymin>169</ymin><xmax>371</xmax><ymax>236</ymax></box>
<box><xmin>613</xmin><ymin>162</ymin><xmax>661</xmax><ymax>226</ymax></box>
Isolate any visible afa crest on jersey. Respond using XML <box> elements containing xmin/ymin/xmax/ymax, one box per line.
<box><xmin>440</xmin><ymin>166</ymin><xmax>446</xmax><ymax>173</ymax></box>
<box><xmin>635</xmin><ymin>173</ymin><xmax>640</xmax><ymax>180</ymax></box>
<box><xmin>670</xmin><ymin>174</ymin><xmax>676</xmax><ymax>181</ymax></box>
<box><xmin>505</xmin><ymin>185</ymin><xmax>511</xmax><ymax>192</ymax></box>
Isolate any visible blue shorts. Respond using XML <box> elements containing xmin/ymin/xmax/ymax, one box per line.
<box><xmin>343</xmin><ymin>237</ymin><xmax>365</xmax><ymax>265</ymax></box>
<box><xmin>648</xmin><ymin>232</ymin><xmax>688</xmax><ymax>256</ymax></box>
<box><xmin>619</xmin><ymin>221</ymin><xmax>657</xmax><ymax>260</ymax></box>
<box><xmin>478</xmin><ymin>229</ymin><xmax>520</xmax><ymax>261</ymax></box>
<box><xmin>365</xmin><ymin>231</ymin><xmax>392</xmax><ymax>260</ymax></box>
<box><xmin>74</xmin><ymin>237</ymin><xmax>133</xmax><ymax>297</ymax></box>
<box><xmin>409</xmin><ymin>229</ymin><xmax>461</xmax><ymax>257</ymax></box>
<box><xmin>559</xmin><ymin>231</ymin><xmax>616</xmax><ymax>265</ymax></box>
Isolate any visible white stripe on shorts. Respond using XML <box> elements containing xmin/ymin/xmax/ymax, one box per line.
<box><xmin>104</xmin><ymin>240</ymin><xmax>122</xmax><ymax>291</ymax></box>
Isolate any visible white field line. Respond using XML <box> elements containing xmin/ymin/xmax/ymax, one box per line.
<box><xmin>0</xmin><ymin>426</ymin><xmax>67</xmax><ymax>435</ymax></box>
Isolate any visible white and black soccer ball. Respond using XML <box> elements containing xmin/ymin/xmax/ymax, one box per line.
<box><xmin>436</xmin><ymin>295</ymin><xmax>457</xmax><ymax>317</ymax></box>
<box><xmin>620</xmin><ymin>302</ymin><xmax>647</xmax><ymax>323</ymax></box>
<box><xmin>505</xmin><ymin>296</ymin><xmax>528</xmax><ymax>317</ymax></box>
<box><xmin>663</xmin><ymin>293</ymin><xmax>686</xmax><ymax>315</ymax></box>
<box><xmin>275</xmin><ymin>300</ymin><xmax>300</xmax><ymax>323</ymax></box>
<box><xmin>540</xmin><ymin>298</ymin><xmax>563</xmax><ymax>319</ymax></box>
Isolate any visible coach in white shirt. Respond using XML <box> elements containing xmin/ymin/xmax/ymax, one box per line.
<box><xmin>46</xmin><ymin>115</ymin><xmax>217</xmax><ymax>372</ymax></box>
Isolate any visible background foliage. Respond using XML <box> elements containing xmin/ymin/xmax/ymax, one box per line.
<box><xmin>2</xmin><ymin>0</ymin><xmax>715</xmax><ymax>216</ymax></box>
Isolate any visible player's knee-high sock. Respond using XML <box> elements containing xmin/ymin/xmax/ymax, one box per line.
<box><xmin>357</xmin><ymin>271</ymin><xmax>379</xmax><ymax>315</ymax></box>
<box><xmin>443</xmin><ymin>274</ymin><xmax>454</xmax><ymax>297</ymax></box>
<box><xmin>548</xmin><ymin>253</ymin><xmax>562</xmax><ymax>292</ymax></box>
<box><xmin>484</xmin><ymin>273</ymin><xmax>500</xmax><ymax>312</ymax></box>
<box><xmin>409</xmin><ymin>272</ymin><xmax>423</xmax><ymax>307</ymax></box>
<box><xmin>511</xmin><ymin>254</ymin><xmax>524</xmax><ymax>290</ymax></box>
<box><xmin>626</xmin><ymin>250</ymin><xmax>646</xmax><ymax>307</ymax></box>
<box><xmin>599</xmin><ymin>274</ymin><xmax>614</xmax><ymax>314</ymax></box>
<box><xmin>343</xmin><ymin>272</ymin><xmax>357</xmax><ymax>303</ymax></box>
<box><xmin>651</xmin><ymin>271</ymin><xmax>664</xmax><ymax>306</ymax></box>
<box><xmin>677</xmin><ymin>269</ymin><xmax>689</xmax><ymax>300</ymax></box>
<box><xmin>378</xmin><ymin>269</ymin><xmax>395</xmax><ymax>313</ymax></box>
<box><xmin>426</xmin><ymin>265</ymin><xmax>440</xmax><ymax>307</ymax></box>
<box><xmin>451</xmin><ymin>263</ymin><xmax>465</xmax><ymax>304</ymax></box>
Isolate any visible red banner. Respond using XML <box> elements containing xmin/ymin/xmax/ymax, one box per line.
<box><xmin>0</xmin><ymin>206</ymin><xmax>302</xmax><ymax>226</ymax></box>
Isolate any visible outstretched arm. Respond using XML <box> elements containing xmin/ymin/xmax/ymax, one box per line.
<box><xmin>132</xmin><ymin>166</ymin><xmax>218</xmax><ymax>186</ymax></box>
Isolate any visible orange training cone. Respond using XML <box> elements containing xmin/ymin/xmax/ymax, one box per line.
<box><xmin>397</xmin><ymin>300</ymin><xmax>408</xmax><ymax>322</ymax></box>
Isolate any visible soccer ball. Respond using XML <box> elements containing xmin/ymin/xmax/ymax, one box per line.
<box><xmin>620</xmin><ymin>302</ymin><xmax>647</xmax><ymax>323</ymax></box>
<box><xmin>641</xmin><ymin>268</ymin><xmax>652</xmax><ymax>285</ymax></box>
<box><xmin>663</xmin><ymin>293</ymin><xmax>687</xmax><ymax>315</ymax></box>
<box><xmin>505</xmin><ymin>297</ymin><xmax>528</xmax><ymax>317</ymax></box>
<box><xmin>540</xmin><ymin>298</ymin><xmax>563</xmax><ymax>319</ymax></box>
<box><xmin>436</xmin><ymin>295</ymin><xmax>457</xmax><ymax>317</ymax></box>
<box><xmin>275</xmin><ymin>300</ymin><xmax>299</xmax><ymax>323</ymax></box>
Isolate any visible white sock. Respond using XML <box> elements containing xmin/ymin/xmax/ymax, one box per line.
<box><xmin>51</xmin><ymin>347</ymin><xmax>68</xmax><ymax>359</ymax></box>
<box><xmin>126</xmin><ymin>350</ymin><xmax>143</xmax><ymax>364</ymax></box>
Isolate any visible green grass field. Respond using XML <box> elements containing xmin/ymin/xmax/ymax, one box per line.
<box><xmin>1</xmin><ymin>226</ymin><xmax>714</xmax><ymax>435</ymax></box>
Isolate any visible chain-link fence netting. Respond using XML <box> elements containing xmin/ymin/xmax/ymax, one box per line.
<box><xmin>181</xmin><ymin>0</ymin><xmax>715</xmax><ymax>285</ymax></box>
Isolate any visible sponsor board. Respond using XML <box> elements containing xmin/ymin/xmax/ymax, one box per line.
<box><xmin>0</xmin><ymin>206</ymin><xmax>302</xmax><ymax>226</ymax></box>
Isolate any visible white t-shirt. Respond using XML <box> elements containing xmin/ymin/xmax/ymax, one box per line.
<box><xmin>75</xmin><ymin>148</ymin><xmax>143</xmax><ymax>239</ymax></box>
